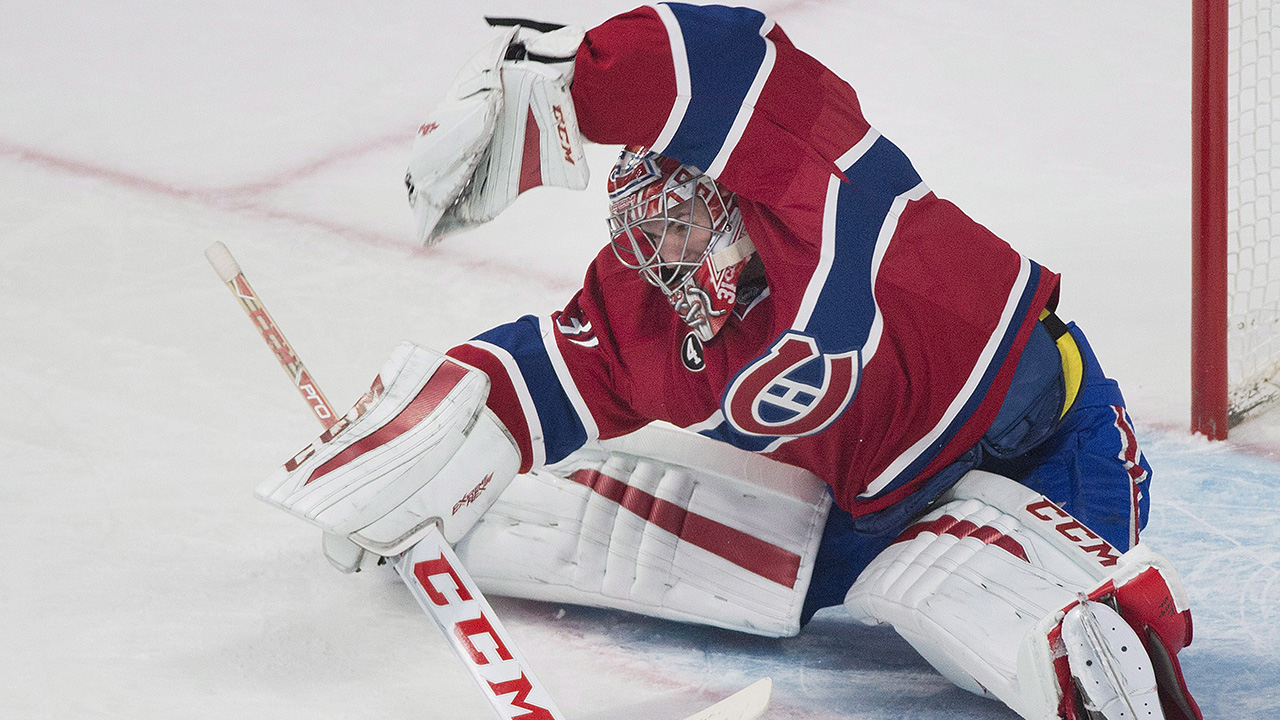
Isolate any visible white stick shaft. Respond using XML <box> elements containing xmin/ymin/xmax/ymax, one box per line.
<box><xmin>205</xmin><ymin>241</ymin><xmax>565</xmax><ymax>720</ymax></box>
<box><xmin>679</xmin><ymin>678</ymin><xmax>772</xmax><ymax>720</ymax></box>
<box><xmin>204</xmin><ymin>242</ymin><xmax>338</xmax><ymax>428</ymax></box>
<box><xmin>398</xmin><ymin>531</ymin><xmax>568</xmax><ymax>720</ymax></box>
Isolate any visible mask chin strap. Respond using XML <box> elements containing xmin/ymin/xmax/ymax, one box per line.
<box><xmin>709</xmin><ymin>235</ymin><xmax>755</xmax><ymax>274</ymax></box>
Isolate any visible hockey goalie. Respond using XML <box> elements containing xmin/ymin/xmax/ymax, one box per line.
<box><xmin>256</xmin><ymin>5</ymin><xmax>1202</xmax><ymax>719</ymax></box>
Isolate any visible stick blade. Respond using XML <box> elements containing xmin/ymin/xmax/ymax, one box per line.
<box><xmin>680</xmin><ymin>678</ymin><xmax>772</xmax><ymax>720</ymax></box>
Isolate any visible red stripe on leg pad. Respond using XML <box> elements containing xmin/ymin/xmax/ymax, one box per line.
<box><xmin>306</xmin><ymin>361</ymin><xmax>471</xmax><ymax>484</ymax></box>
<box><xmin>895</xmin><ymin>515</ymin><xmax>1030</xmax><ymax>562</ymax></box>
<box><xmin>567</xmin><ymin>469</ymin><xmax>803</xmax><ymax>589</ymax></box>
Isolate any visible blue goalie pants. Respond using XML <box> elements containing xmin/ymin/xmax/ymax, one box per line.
<box><xmin>801</xmin><ymin>320</ymin><xmax>1153</xmax><ymax>624</ymax></box>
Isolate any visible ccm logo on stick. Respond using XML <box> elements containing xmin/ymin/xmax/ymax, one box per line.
<box><xmin>284</xmin><ymin>376</ymin><xmax>385</xmax><ymax>472</ymax></box>
<box><xmin>413</xmin><ymin>554</ymin><xmax>558</xmax><ymax>720</ymax></box>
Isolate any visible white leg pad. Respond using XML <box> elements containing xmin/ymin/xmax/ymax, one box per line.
<box><xmin>844</xmin><ymin>470</ymin><xmax>1196</xmax><ymax>720</ymax></box>
<box><xmin>454</xmin><ymin>423</ymin><xmax>831</xmax><ymax>637</ymax></box>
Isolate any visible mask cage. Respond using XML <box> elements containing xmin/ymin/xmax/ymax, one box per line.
<box><xmin>607</xmin><ymin>173</ymin><xmax>731</xmax><ymax>298</ymax></box>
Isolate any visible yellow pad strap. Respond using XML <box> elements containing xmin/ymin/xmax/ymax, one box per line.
<box><xmin>1041</xmin><ymin>309</ymin><xmax>1084</xmax><ymax>418</ymax></box>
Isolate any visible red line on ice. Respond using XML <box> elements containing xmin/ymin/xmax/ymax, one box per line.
<box><xmin>0</xmin><ymin>136</ymin><xmax>578</xmax><ymax>292</ymax></box>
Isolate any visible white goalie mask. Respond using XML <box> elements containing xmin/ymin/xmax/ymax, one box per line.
<box><xmin>606</xmin><ymin>146</ymin><xmax>753</xmax><ymax>342</ymax></box>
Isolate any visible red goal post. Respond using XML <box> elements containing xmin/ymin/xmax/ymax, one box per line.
<box><xmin>1191</xmin><ymin>0</ymin><xmax>1280</xmax><ymax>439</ymax></box>
<box><xmin>1192</xmin><ymin>0</ymin><xmax>1229</xmax><ymax>439</ymax></box>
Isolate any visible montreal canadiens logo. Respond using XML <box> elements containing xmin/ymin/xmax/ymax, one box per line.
<box><xmin>723</xmin><ymin>331</ymin><xmax>860</xmax><ymax>437</ymax></box>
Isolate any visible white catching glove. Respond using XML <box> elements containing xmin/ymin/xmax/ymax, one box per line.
<box><xmin>406</xmin><ymin>19</ymin><xmax>589</xmax><ymax>246</ymax></box>
<box><xmin>257</xmin><ymin>341</ymin><xmax>521</xmax><ymax>558</ymax></box>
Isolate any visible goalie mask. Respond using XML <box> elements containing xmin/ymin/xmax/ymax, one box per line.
<box><xmin>607</xmin><ymin>146</ymin><xmax>753</xmax><ymax>342</ymax></box>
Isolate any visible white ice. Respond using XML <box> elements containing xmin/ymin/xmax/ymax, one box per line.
<box><xmin>1</xmin><ymin>1</ymin><xmax>1276</xmax><ymax>718</ymax></box>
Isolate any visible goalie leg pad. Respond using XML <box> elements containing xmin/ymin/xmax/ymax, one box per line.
<box><xmin>257</xmin><ymin>341</ymin><xmax>521</xmax><ymax>555</ymax></box>
<box><xmin>454</xmin><ymin>424</ymin><xmax>831</xmax><ymax>637</ymax></box>
<box><xmin>1022</xmin><ymin>544</ymin><xmax>1201</xmax><ymax>720</ymax></box>
<box><xmin>844</xmin><ymin>470</ymin><xmax>1198</xmax><ymax>720</ymax></box>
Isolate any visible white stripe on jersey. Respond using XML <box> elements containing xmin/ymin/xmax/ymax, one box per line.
<box><xmin>538</xmin><ymin>315</ymin><xmax>601</xmax><ymax>443</ymax></box>
<box><xmin>705</xmin><ymin>17</ymin><xmax>777</xmax><ymax>179</ymax></box>
<box><xmin>465</xmin><ymin>339</ymin><xmax>548</xmax><ymax>469</ymax></box>
<box><xmin>862</xmin><ymin>181</ymin><xmax>931</xmax><ymax>365</ymax></box>
<box><xmin>861</xmin><ymin>253</ymin><xmax>1033</xmax><ymax>498</ymax></box>
<box><xmin>836</xmin><ymin>128</ymin><xmax>881</xmax><ymax>169</ymax></box>
<box><xmin>650</xmin><ymin>4</ymin><xmax>692</xmax><ymax>156</ymax></box>
<box><xmin>793</xmin><ymin>173</ymin><xmax>842</xmax><ymax>334</ymax></box>
<box><xmin>794</xmin><ymin>129</ymin><xmax>882</xmax><ymax>333</ymax></box>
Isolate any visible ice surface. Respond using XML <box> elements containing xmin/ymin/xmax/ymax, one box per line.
<box><xmin>1</xmin><ymin>1</ymin><xmax>1275</xmax><ymax>718</ymax></box>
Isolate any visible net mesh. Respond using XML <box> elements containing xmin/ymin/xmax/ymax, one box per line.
<box><xmin>1227</xmin><ymin>0</ymin><xmax>1280</xmax><ymax>422</ymax></box>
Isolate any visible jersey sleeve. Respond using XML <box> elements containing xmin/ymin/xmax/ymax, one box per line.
<box><xmin>573</xmin><ymin>3</ymin><xmax>870</xmax><ymax>209</ymax></box>
<box><xmin>574</xmin><ymin>3</ymin><xmax>896</xmax><ymax>353</ymax></box>
<box><xmin>446</xmin><ymin>255</ymin><xmax>649</xmax><ymax>473</ymax></box>
<box><xmin>573</xmin><ymin>3</ymin><xmax>949</xmax><ymax>448</ymax></box>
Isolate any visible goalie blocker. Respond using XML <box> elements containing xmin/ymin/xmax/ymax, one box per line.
<box><xmin>259</xmin><ymin>341</ymin><xmax>833</xmax><ymax>635</ymax></box>
<box><xmin>256</xmin><ymin>342</ymin><xmax>521</xmax><ymax>555</ymax></box>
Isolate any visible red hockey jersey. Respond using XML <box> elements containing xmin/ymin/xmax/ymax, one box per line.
<box><xmin>447</xmin><ymin>3</ymin><xmax>1060</xmax><ymax>518</ymax></box>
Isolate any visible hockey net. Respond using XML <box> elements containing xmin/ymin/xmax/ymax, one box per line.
<box><xmin>1193</xmin><ymin>0</ymin><xmax>1280</xmax><ymax>437</ymax></box>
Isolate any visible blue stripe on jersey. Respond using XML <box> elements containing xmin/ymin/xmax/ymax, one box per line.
<box><xmin>473</xmin><ymin>316</ymin><xmax>587</xmax><ymax>465</ymax></box>
<box><xmin>863</xmin><ymin>261</ymin><xmax>1045</xmax><ymax>501</ymax></box>
<box><xmin>696</xmin><ymin>136</ymin><xmax>922</xmax><ymax>453</ymax></box>
<box><xmin>805</xmin><ymin>136</ymin><xmax>923</xmax><ymax>353</ymax></box>
<box><xmin>697</xmin><ymin>417</ymin><xmax>778</xmax><ymax>452</ymax></box>
<box><xmin>661</xmin><ymin>3</ymin><xmax>768</xmax><ymax>172</ymax></box>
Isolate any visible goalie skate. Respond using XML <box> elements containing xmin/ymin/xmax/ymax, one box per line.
<box><xmin>1061</xmin><ymin>599</ymin><xmax>1163</xmax><ymax>719</ymax></box>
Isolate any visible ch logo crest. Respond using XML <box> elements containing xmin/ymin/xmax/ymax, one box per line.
<box><xmin>723</xmin><ymin>331</ymin><xmax>859</xmax><ymax>437</ymax></box>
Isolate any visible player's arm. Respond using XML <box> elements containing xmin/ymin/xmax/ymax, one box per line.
<box><xmin>446</xmin><ymin>259</ymin><xmax>650</xmax><ymax>473</ymax></box>
<box><xmin>573</xmin><ymin>4</ymin><xmax>871</xmax><ymax>206</ymax></box>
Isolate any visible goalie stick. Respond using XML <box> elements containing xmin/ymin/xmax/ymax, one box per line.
<box><xmin>204</xmin><ymin>241</ymin><xmax>772</xmax><ymax>720</ymax></box>
<box><xmin>204</xmin><ymin>242</ymin><xmax>338</xmax><ymax>429</ymax></box>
